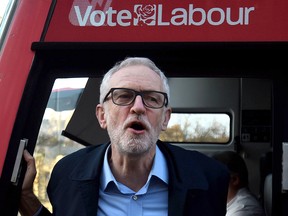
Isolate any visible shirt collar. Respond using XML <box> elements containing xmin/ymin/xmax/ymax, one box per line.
<box><xmin>100</xmin><ymin>144</ymin><xmax>168</xmax><ymax>191</ymax></box>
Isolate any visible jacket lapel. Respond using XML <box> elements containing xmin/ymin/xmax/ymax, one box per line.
<box><xmin>69</xmin><ymin>143</ymin><xmax>109</xmax><ymax>215</ymax></box>
<box><xmin>77</xmin><ymin>179</ymin><xmax>100</xmax><ymax>215</ymax></box>
<box><xmin>157</xmin><ymin>141</ymin><xmax>209</xmax><ymax>216</ymax></box>
<box><xmin>167</xmin><ymin>181</ymin><xmax>188</xmax><ymax>216</ymax></box>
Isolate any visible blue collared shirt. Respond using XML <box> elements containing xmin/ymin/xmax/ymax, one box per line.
<box><xmin>97</xmin><ymin>145</ymin><xmax>169</xmax><ymax>216</ymax></box>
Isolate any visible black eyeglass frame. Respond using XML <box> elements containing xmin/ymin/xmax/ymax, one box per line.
<box><xmin>103</xmin><ymin>88</ymin><xmax>169</xmax><ymax>109</ymax></box>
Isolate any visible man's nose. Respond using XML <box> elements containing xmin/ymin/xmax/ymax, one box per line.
<box><xmin>131</xmin><ymin>95</ymin><xmax>146</xmax><ymax>112</ymax></box>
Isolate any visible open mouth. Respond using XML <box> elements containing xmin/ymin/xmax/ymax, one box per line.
<box><xmin>129</xmin><ymin>122</ymin><xmax>146</xmax><ymax>131</ymax></box>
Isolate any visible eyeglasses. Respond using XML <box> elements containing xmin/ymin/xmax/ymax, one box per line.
<box><xmin>103</xmin><ymin>88</ymin><xmax>168</xmax><ymax>109</ymax></box>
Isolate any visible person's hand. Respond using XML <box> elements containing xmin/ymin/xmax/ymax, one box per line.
<box><xmin>22</xmin><ymin>150</ymin><xmax>37</xmax><ymax>193</ymax></box>
<box><xmin>19</xmin><ymin>150</ymin><xmax>42</xmax><ymax>216</ymax></box>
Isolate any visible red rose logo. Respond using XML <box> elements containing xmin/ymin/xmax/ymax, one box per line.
<box><xmin>135</xmin><ymin>5</ymin><xmax>156</xmax><ymax>25</ymax></box>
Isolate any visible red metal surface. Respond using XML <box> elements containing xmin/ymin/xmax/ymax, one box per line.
<box><xmin>0</xmin><ymin>0</ymin><xmax>51</xmax><ymax>176</ymax></box>
<box><xmin>45</xmin><ymin>0</ymin><xmax>288</xmax><ymax>42</ymax></box>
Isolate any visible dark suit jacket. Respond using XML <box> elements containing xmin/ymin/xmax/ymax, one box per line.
<box><xmin>40</xmin><ymin>140</ymin><xmax>229</xmax><ymax>216</ymax></box>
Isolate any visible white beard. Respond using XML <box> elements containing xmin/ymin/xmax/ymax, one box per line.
<box><xmin>107</xmin><ymin>115</ymin><xmax>161</xmax><ymax>156</ymax></box>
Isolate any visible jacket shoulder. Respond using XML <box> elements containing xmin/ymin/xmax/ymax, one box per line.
<box><xmin>157</xmin><ymin>140</ymin><xmax>230</xmax><ymax>177</ymax></box>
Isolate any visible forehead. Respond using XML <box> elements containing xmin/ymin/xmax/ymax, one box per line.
<box><xmin>109</xmin><ymin>65</ymin><xmax>163</xmax><ymax>90</ymax></box>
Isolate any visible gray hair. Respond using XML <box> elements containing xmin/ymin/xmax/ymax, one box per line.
<box><xmin>99</xmin><ymin>57</ymin><xmax>170</xmax><ymax>105</ymax></box>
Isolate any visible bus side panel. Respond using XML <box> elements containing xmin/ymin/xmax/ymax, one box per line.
<box><xmin>0</xmin><ymin>0</ymin><xmax>52</xmax><ymax>176</ymax></box>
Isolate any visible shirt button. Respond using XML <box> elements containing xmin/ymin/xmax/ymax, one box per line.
<box><xmin>132</xmin><ymin>195</ymin><xmax>138</xmax><ymax>201</ymax></box>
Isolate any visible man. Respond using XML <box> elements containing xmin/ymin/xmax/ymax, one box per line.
<box><xmin>20</xmin><ymin>57</ymin><xmax>230</xmax><ymax>216</ymax></box>
<box><xmin>212</xmin><ymin>151</ymin><xmax>265</xmax><ymax>216</ymax></box>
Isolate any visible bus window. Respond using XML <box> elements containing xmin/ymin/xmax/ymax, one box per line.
<box><xmin>0</xmin><ymin>0</ymin><xmax>17</xmax><ymax>49</ymax></box>
<box><xmin>160</xmin><ymin>113</ymin><xmax>231</xmax><ymax>143</ymax></box>
<box><xmin>33</xmin><ymin>78</ymin><xmax>88</xmax><ymax>212</ymax></box>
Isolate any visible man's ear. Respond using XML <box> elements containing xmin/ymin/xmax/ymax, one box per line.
<box><xmin>161</xmin><ymin>107</ymin><xmax>172</xmax><ymax>131</ymax></box>
<box><xmin>230</xmin><ymin>174</ymin><xmax>240</xmax><ymax>186</ymax></box>
<box><xmin>96</xmin><ymin>104</ymin><xmax>107</xmax><ymax>129</ymax></box>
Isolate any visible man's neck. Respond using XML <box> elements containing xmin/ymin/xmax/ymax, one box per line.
<box><xmin>108</xmin><ymin>145</ymin><xmax>156</xmax><ymax>191</ymax></box>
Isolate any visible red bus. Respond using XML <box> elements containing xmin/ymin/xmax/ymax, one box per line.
<box><xmin>0</xmin><ymin>0</ymin><xmax>287</xmax><ymax>215</ymax></box>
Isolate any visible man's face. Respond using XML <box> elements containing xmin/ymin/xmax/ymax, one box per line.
<box><xmin>97</xmin><ymin>65</ymin><xmax>171</xmax><ymax>156</ymax></box>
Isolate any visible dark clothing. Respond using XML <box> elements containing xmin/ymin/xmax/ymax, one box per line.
<box><xmin>40</xmin><ymin>140</ymin><xmax>229</xmax><ymax>216</ymax></box>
